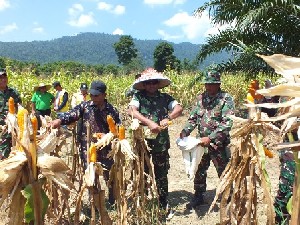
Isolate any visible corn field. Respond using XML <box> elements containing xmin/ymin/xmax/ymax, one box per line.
<box><xmin>1</xmin><ymin>61</ymin><xmax>299</xmax><ymax>225</ymax></box>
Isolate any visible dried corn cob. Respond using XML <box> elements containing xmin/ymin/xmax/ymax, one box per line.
<box><xmin>263</xmin><ymin>146</ymin><xmax>274</xmax><ymax>158</ymax></box>
<box><xmin>89</xmin><ymin>144</ymin><xmax>97</xmax><ymax>163</ymax></box>
<box><xmin>247</xmin><ymin>92</ymin><xmax>255</xmax><ymax>103</ymax></box>
<box><xmin>8</xmin><ymin>97</ymin><xmax>15</xmax><ymax>114</ymax></box>
<box><xmin>17</xmin><ymin>108</ymin><xmax>29</xmax><ymax>151</ymax></box>
<box><xmin>30</xmin><ymin>116</ymin><xmax>38</xmax><ymax>179</ymax></box>
<box><xmin>118</xmin><ymin>125</ymin><xmax>125</xmax><ymax>140</ymax></box>
<box><xmin>107</xmin><ymin>115</ymin><xmax>117</xmax><ymax>134</ymax></box>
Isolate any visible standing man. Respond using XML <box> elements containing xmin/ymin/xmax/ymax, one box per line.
<box><xmin>71</xmin><ymin>83</ymin><xmax>90</xmax><ymax>109</ymax></box>
<box><xmin>70</xmin><ymin>83</ymin><xmax>91</xmax><ymax>147</ymax></box>
<box><xmin>53</xmin><ymin>81</ymin><xmax>69</xmax><ymax>116</ymax></box>
<box><xmin>31</xmin><ymin>82</ymin><xmax>55</xmax><ymax>128</ymax></box>
<box><xmin>127</xmin><ymin>68</ymin><xmax>183</xmax><ymax>212</ymax></box>
<box><xmin>49</xmin><ymin>80</ymin><xmax>120</xmax><ymax>205</ymax></box>
<box><xmin>0</xmin><ymin>68</ymin><xmax>21</xmax><ymax>159</ymax></box>
<box><xmin>179</xmin><ymin>70</ymin><xmax>235</xmax><ymax>209</ymax></box>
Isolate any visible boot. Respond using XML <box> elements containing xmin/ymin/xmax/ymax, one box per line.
<box><xmin>186</xmin><ymin>191</ymin><xmax>207</xmax><ymax>209</ymax></box>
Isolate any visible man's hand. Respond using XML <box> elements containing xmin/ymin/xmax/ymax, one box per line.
<box><xmin>160</xmin><ymin>118</ymin><xmax>170</xmax><ymax>128</ymax></box>
<box><xmin>148</xmin><ymin>121</ymin><xmax>161</xmax><ymax>133</ymax></box>
<box><xmin>179</xmin><ymin>131</ymin><xmax>187</xmax><ymax>139</ymax></box>
<box><xmin>48</xmin><ymin>119</ymin><xmax>62</xmax><ymax>129</ymax></box>
<box><xmin>200</xmin><ymin>137</ymin><xmax>211</xmax><ymax>147</ymax></box>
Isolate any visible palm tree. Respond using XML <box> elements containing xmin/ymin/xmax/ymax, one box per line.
<box><xmin>195</xmin><ymin>0</ymin><xmax>300</xmax><ymax>73</ymax></box>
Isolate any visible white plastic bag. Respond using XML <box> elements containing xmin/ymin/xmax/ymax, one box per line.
<box><xmin>176</xmin><ymin>137</ymin><xmax>206</xmax><ymax>181</ymax></box>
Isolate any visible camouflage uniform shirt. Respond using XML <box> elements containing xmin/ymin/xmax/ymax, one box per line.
<box><xmin>129</xmin><ymin>90</ymin><xmax>179</xmax><ymax>153</ymax></box>
<box><xmin>59</xmin><ymin>99</ymin><xmax>121</xmax><ymax>168</ymax></box>
<box><xmin>0</xmin><ymin>86</ymin><xmax>21</xmax><ymax>158</ymax></box>
<box><xmin>181</xmin><ymin>90</ymin><xmax>235</xmax><ymax>147</ymax></box>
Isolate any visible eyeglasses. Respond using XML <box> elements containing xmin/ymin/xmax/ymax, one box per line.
<box><xmin>144</xmin><ymin>80</ymin><xmax>159</xmax><ymax>85</ymax></box>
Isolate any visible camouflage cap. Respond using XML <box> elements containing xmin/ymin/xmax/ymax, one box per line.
<box><xmin>202</xmin><ymin>70</ymin><xmax>221</xmax><ymax>84</ymax></box>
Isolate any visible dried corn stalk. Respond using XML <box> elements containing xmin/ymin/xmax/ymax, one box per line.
<box><xmin>1</xmin><ymin>107</ymin><xmax>75</xmax><ymax>224</ymax></box>
<box><xmin>209</xmin><ymin>113</ymin><xmax>280</xmax><ymax>225</ymax></box>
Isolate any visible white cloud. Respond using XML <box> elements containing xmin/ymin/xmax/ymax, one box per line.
<box><xmin>113</xmin><ymin>28</ymin><xmax>124</xmax><ymax>35</ymax></box>
<box><xmin>97</xmin><ymin>2</ymin><xmax>112</xmax><ymax>11</ymax></box>
<box><xmin>113</xmin><ymin>5</ymin><xmax>125</xmax><ymax>15</ymax></box>
<box><xmin>157</xmin><ymin>29</ymin><xmax>182</xmax><ymax>40</ymax></box>
<box><xmin>0</xmin><ymin>0</ymin><xmax>10</xmax><ymax>11</ymax></box>
<box><xmin>68</xmin><ymin>4</ymin><xmax>84</xmax><ymax>16</ymax></box>
<box><xmin>0</xmin><ymin>23</ymin><xmax>17</xmax><ymax>34</ymax></box>
<box><xmin>68</xmin><ymin>13</ymin><xmax>97</xmax><ymax>27</ymax></box>
<box><xmin>32</xmin><ymin>27</ymin><xmax>44</xmax><ymax>33</ymax></box>
<box><xmin>97</xmin><ymin>2</ymin><xmax>125</xmax><ymax>15</ymax></box>
<box><xmin>68</xmin><ymin>4</ymin><xmax>96</xmax><ymax>27</ymax></box>
<box><xmin>144</xmin><ymin>0</ymin><xmax>185</xmax><ymax>5</ymax></box>
<box><xmin>160</xmin><ymin>11</ymin><xmax>223</xmax><ymax>43</ymax></box>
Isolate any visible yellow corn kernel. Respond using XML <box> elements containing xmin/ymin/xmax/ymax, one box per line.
<box><xmin>17</xmin><ymin>108</ymin><xmax>28</xmax><ymax>151</ymax></box>
<box><xmin>31</xmin><ymin>116</ymin><xmax>38</xmax><ymax>142</ymax></box>
<box><xmin>107</xmin><ymin>115</ymin><xmax>117</xmax><ymax>134</ymax></box>
<box><xmin>118</xmin><ymin>125</ymin><xmax>125</xmax><ymax>140</ymax></box>
<box><xmin>8</xmin><ymin>97</ymin><xmax>15</xmax><ymax>114</ymax></box>
<box><xmin>247</xmin><ymin>93</ymin><xmax>255</xmax><ymax>103</ymax></box>
<box><xmin>89</xmin><ymin>144</ymin><xmax>97</xmax><ymax>163</ymax></box>
<box><xmin>263</xmin><ymin>146</ymin><xmax>274</xmax><ymax>158</ymax></box>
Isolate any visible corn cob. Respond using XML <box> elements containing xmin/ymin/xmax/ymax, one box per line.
<box><xmin>17</xmin><ymin>108</ymin><xmax>28</xmax><ymax>151</ymax></box>
<box><xmin>247</xmin><ymin>92</ymin><xmax>255</xmax><ymax>103</ymax></box>
<box><xmin>30</xmin><ymin>116</ymin><xmax>38</xmax><ymax>179</ymax></box>
<box><xmin>89</xmin><ymin>144</ymin><xmax>97</xmax><ymax>163</ymax></box>
<box><xmin>263</xmin><ymin>146</ymin><xmax>274</xmax><ymax>158</ymax></box>
<box><xmin>107</xmin><ymin>115</ymin><xmax>117</xmax><ymax>135</ymax></box>
<box><xmin>8</xmin><ymin>97</ymin><xmax>15</xmax><ymax>114</ymax></box>
<box><xmin>118</xmin><ymin>125</ymin><xmax>125</xmax><ymax>140</ymax></box>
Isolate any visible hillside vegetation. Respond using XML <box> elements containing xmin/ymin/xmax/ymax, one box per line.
<box><xmin>0</xmin><ymin>32</ymin><xmax>230</xmax><ymax>69</ymax></box>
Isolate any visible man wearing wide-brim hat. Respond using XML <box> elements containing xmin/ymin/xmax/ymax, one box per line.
<box><xmin>128</xmin><ymin>68</ymin><xmax>183</xmax><ymax>217</ymax></box>
<box><xmin>0</xmin><ymin>68</ymin><xmax>21</xmax><ymax>159</ymax></box>
<box><xmin>179</xmin><ymin>70</ymin><xmax>235</xmax><ymax>209</ymax></box>
<box><xmin>31</xmin><ymin>82</ymin><xmax>55</xmax><ymax>128</ymax></box>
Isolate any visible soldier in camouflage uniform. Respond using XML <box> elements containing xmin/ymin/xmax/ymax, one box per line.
<box><xmin>0</xmin><ymin>68</ymin><xmax>21</xmax><ymax>160</ymax></box>
<box><xmin>273</xmin><ymin>94</ymin><xmax>296</xmax><ymax>225</ymax></box>
<box><xmin>179</xmin><ymin>70</ymin><xmax>235</xmax><ymax>209</ymax></box>
<box><xmin>49</xmin><ymin>80</ymin><xmax>120</xmax><ymax>204</ymax></box>
<box><xmin>274</xmin><ymin>150</ymin><xmax>295</xmax><ymax>224</ymax></box>
<box><xmin>128</xmin><ymin>68</ymin><xmax>183</xmax><ymax>211</ymax></box>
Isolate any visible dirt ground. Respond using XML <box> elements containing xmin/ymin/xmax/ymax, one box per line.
<box><xmin>0</xmin><ymin>113</ymin><xmax>281</xmax><ymax>225</ymax></box>
<box><xmin>165</xmin><ymin>113</ymin><xmax>280</xmax><ymax>225</ymax></box>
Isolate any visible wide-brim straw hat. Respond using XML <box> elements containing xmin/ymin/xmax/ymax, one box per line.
<box><xmin>34</xmin><ymin>83</ymin><xmax>51</xmax><ymax>91</ymax></box>
<box><xmin>132</xmin><ymin>68</ymin><xmax>171</xmax><ymax>90</ymax></box>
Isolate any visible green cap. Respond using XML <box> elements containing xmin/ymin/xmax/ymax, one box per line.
<box><xmin>202</xmin><ymin>70</ymin><xmax>221</xmax><ymax>84</ymax></box>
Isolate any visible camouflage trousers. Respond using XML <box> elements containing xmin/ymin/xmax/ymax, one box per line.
<box><xmin>145</xmin><ymin>150</ymin><xmax>170</xmax><ymax>209</ymax></box>
<box><xmin>194</xmin><ymin>144</ymin><xmax>229</xmax><ymax>193</ymax></box>
<box><xmin>274</xmin><ymin>151</ymin><xmax>295</xmax><ymax>225</ymax></box>
<box><xmin>0</xmin><ymin>135</ymin><xmax>12</xmax><ymax>160</ymax></box>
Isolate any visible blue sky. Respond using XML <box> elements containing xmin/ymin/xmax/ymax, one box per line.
<box><xmin>0</xmin><ymin>0</ymin><xmax>226</xmax><ymax>44</ymax></box>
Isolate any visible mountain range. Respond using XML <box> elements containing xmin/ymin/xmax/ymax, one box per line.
<box><xmin>0</xmin><ymin>32</ymin><xmax>230</xmax><ymax>68</ymax></box>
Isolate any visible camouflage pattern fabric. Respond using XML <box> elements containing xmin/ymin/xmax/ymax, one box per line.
<box><xmin>131</xmin><ymin>90</ymin><xmax>177</xmax><ymax>209</ymax></box>
<box><xmin>0</xmin><ymin>87</ymin><xmax>21</xmax><ymax>159</ymax></box>
<box><xmin>181</xmin><ymin>90</ymin><xmax>235</xmax><ymax>193</ymax></box>
<box><xmin>59</xmin><ymin>99</ymin><xmax>120</xmax><ymax>169</ymax></box>
<box><xmin>146</xmin><ymin>142</ymin><xmax>170</xmax><ymax>209</ymax></box>
<box><xmin>132</xmin><ymin>90</ymin><xmax>176</xmax><ymax>153</ymax></box>
<box><xmin>274</xmin><ymin>150</ymin><xmax>295</xmax><ymax>225</ymax></box>
<box><xmin>194</xmin><ymin>145</ymin><xmax>229</xmax><ymax>192</ymax></box>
